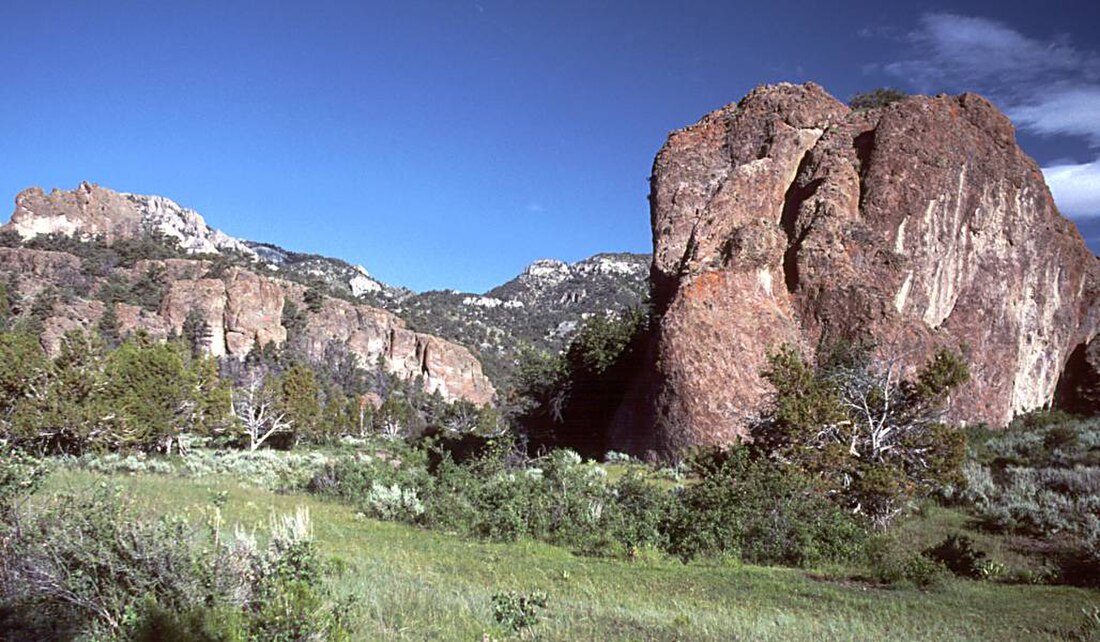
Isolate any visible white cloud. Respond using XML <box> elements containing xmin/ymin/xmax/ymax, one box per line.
<box><xmin>1008</xmin><ymin>87</ymin><xmax>1100</xmax><ymax>145</ymax></box>
<box><xmin>882</xmin><ymin>13</ymin><xmax>1100</xmax><ymax>220</ymax></box>
<box><xmin>885</xmin><ymin>14</ymin><xmax>1092</xmax><ymax>93</ymax></box>
<box><xmin>1043</xmin><ymin>159</ymin><xmax>1100</xmax><ymax>218</ymax></box>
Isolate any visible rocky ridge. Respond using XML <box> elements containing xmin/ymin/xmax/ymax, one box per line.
<box><xmin>7</xmin><ymin>182</ymin><xmax>255</xmax><ymax>257</ymax></box>
<box><xmin>609</xmin><ymin>83</ymin><xmax>1100</xmax><ymax>456</ymax></box>
<box><xmin>243</xmin><ymin>241</ymin><xmax>405</xmax><ymax>301</ymax></box>
<box><xmin>397</xmin><ymin>252</ymin><xmax>649</xmax><ymax>385</ymax></box>
<box><xmin>0</xmin><ymin>185</ymin><xmax>495</xmax><ymax>404</ymax></box>
<box><xmin>2</xmin><ymin>182</ymin><xmax>406</xmax><ymax>304</ymax></box>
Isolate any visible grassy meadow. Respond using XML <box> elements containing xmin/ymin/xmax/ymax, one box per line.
<box><xmin>39</xmin><ymin>468</ymin><xmax>1099</xmax><ymax>642</ymax></box>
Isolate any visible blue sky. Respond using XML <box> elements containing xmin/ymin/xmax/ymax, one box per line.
<box><xmin>1</xmin><ymin>1</ymin><xmax>1098</xmax><ymax>292</ymax></box>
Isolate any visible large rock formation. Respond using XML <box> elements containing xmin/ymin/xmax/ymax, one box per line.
<box><xmin>5</xmin><ymin>182</ymin><xmax>256</xmax><ymax>256</ymax></box>
<box><xmin>0</xmin><ymin>190</ymin><xmax>495</xmax><ymax>404</ymax></box>
<box><xmin>611</xmin><ymin>83</ymin><xmax>1100</xmax><ymax>456</ymax></box>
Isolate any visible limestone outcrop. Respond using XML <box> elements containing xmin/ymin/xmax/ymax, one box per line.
<box><xmin>611</xmin><ymin>83</ymin><xmax>1100</xmax><ymax>456</ymax></box>
<box><xmin>5</xmin><ymin>182</ymin><xmax>255</xmax><ymax>256</ymax></box>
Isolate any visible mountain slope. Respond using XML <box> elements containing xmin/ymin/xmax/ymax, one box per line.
<box><xmin>1</xmin><ymin>182</ymin><xmax>650</xmax><ymax>392</ymax></box>
<box><xmin>397</xmin><ymin>253</ymin><xmax>650</xmax><ymax>385</ymax></box>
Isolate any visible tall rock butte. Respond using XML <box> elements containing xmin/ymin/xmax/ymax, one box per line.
<box><xmin>610</xmin><ymin>83</ymin><xmax>1100</xmax><ymax>457</ymax></box>
<box><xmin>0</xmin><ymin>184</ymin><xmax>495</xmax><ymax>406</ymax></box>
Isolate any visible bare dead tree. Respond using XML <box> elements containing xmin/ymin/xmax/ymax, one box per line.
<box><xmin>755</xmin><ymin>343</ymin><xmax>967</xmax><ymax>528</ymax></box>
<box><xmin>232</xmin><ymin>374</ymin><xmax>293</xmax><ymax>451</ymax></box>
<box><xmin>825</xmin><ymin>351</ymin><xmax>948</xmax><ymax>470</ymax></box>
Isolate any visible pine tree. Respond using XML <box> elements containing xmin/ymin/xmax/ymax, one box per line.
<box><xmin>97</xmin><ymin>303</ymin><xmax>121</xmax><ymax>349</ymax></box>
<box><xmin>98</xmin><ymin>340</ymin><xmax>191</xmax><ymax>451</ymax></box>
<box><xmin>131</xmin><ymin>265</ymin><xmax>168</xmax><ymax>311</ymax></box>
<box><xmin>278</xmin><ymin>363</ymin><xmax>321</xmax><ymax>442</ymax></box>
<box><xmin>22</xmin><ymin>287</ymin><xmax>58</xmax><ymax>337</ymax></box>
<box><xmin>0</xmin><ymin>282</ymin><xmax>9</xmax><ymax>332</ymax></box>
<box><xmin>181</xmin><ymin>308</ymin><xmax>212</xmax><ymax>358</ymax></box>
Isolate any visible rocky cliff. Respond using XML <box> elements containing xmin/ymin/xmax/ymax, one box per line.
<box><xmin>2</xmin><ymin>182</ymin><xmax>402</xmax><ymax>302</ymax></box>
<box><xmin>0</xmin><ymin>233</ymin><xmax>494</xmax><ymax>406</ymax></box>
<box><xmin>611</xmin><ymin>83</ymin><xmax>1100</xmax><ymax>456</ymax></box>
<box><xmin>6</xmin><ymin>182</ymin><xmax>256</xmax><ymax>257</ymax></box>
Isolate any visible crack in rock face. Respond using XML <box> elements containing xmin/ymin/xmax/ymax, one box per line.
<box><xmin>610</xmin><ymin>82</ymin><xmax>1100</xmax><ymax>457</ymax></box>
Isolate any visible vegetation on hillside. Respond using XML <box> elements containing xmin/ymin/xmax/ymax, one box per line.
<box><xmin>510</xmin><ymin>304</ymin><xmax>652</xmax><ymax>456</ymax></box>
<box><xmin>399</xmin><ymin>253</ymin><xmax>649</xmax><ymax>388</ymax></box>
<box><xmin>849</xmin><ymin>87</ymin><xmax>908</xmax><ymax>110</ymax></box>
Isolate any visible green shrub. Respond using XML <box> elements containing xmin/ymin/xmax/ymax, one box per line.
<box><xmin>182</xmin><ymin>449</ymin><xmax>332</xmax><ymax>491</ymax></box>
<box><xmin>868</xmin><ymin>535</ymin><xmax>952</xmax><ymax>589</ymax></box>
<box><xmin>309</xmin><ymin>448</ymin><xmax>431</xmax><ymax>503</ymax></box>
<box><xmin>0</xmin><ymin>485</ymin><xmax>350</xmax><ymax>641</ymax></box>
<box><xmin>0</xmin><ymin>443</ymin><xmax>49</xmax><ymax>521</ymax></box>
<box><xmin>922</xmin><ymin>534</ymin><xmax>988</xmax><ymax>579</ymax></box>
<box><xmin>309</xmin><ymin>443</ymin><xmax>869</xmax><ymax>568</ymax></box>
<box><xmin>0</xmin><ymin>484</ymin><xmax>211</xmax><ymax>638</ymax></box>
<box><xmin>529</xmin><ymin>449</ymin><xmax>613</xmax><ymax>549</ymax></box>
<box><xmin>490</xmin><ymin>590</ymin><xmax>549</xmax><ymax>635</ymax></box>
<box><xmin>69</xmin><ymin>451</ymin><xmax>178</xmax><ymax>476</ymax></box>
<box><xmin>607</xmin><ymin>471</ymin><xmax>673</xmax><ymax>554</ymax></box>
<box><xmin>665</xmin><ymin>453</ymin><xmax>867</xmax><ymax>566</ymax></box>
<box><xmin>878</xmin><ymin>553</ymin><xmax>952</xmax><ymax>589</ymax></box>
<box><xmin>418</xmin><ymin>454</ymin><xmax>479</xmax><ymax>533</ymax></box>
<box><xmin>421</xmin><ymin>448</ymin><xmax>616</xmax><ymax>550</ymax></box>
<box><xmin>964</xmin><ymin>416</ymin><xmax>1100</xmax><ymax>561</ymax></box>
<box><xmin>362</xmin><ymin>482</ymin><xmax>426</xmax><ymax>521</ymax></box>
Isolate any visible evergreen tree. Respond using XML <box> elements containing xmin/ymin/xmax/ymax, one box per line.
<box><xmin>22</xmin><ymin>287</ymin><xmax>58</xmax><ymax>337</ymax></box>
<box><xmin>0</xmin><ymin>332</ymin><xmax>50</xmax><ymax>436</ymax></box>
<box><xmin>752</xmin><ymin>343</ymin><xmax>969</xmax><ymax>527</ymax></box>
<box><xmin>181</xmin><ymin>308</ymin><xmax>212</xmax><ymax>358</ymax></box>
<box><xmin>277</xmin><ymin>363</ymin><xmax>321</xmax><ymax>443</ymax></box>
<box><xmin>96</xmin><ymin>303</ymin><xmax>121</xmax><ymax>349</ymax></box>
<box><xmin>281</xmin><ymin>299</ymin><xmax>307</xmax><ymax>337</ymax></box>
<box><xmin>95</xmin><ymin>273</ymin><xmax>132</xmax><ymax>305</ymax></box>
<box><xmin>98</xmin><ymin>339</ymin><xmax>192</xmax><ymax>451</ymax></box>
<box><xmin>376</xmin><ymin>394</ymin><xmax>415</xmax><ymax>439</ymax></box>
<box><xmin>131</xmin><ymin>265</ymin><xmax>168</xmax><ymax>311</ymax></box>
<box><xmin>185</xmin><ymin>354</ymin><xmax>232</xmax><ymax>440</ymax></box>
<box><xmin>0</xmin><ymin>229</ymin><xmax>22</xmax><ymax>248</ymax></box>
<box><xmin>11</xmin><ymin>332</ymin><xmax>107</xmax><ymax>452</ymax></box>
<box><xmin>318</xmin><ymin>388</ymin><xmax>358</xmax><ymax>443</ymax></box>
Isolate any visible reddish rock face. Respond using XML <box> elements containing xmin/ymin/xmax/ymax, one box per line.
<box><xmin>0</xmin><ymin>247</ymin><xmax>495</xmax><ymax>406</ymax></box>
<box><xmin>613</xmin><ymin>83</ymin><xmax>1100</xmax><ymax>456</ymax></box>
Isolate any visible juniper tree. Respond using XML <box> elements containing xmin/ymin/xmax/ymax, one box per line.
<box><xmin>181</xmin><ymin>308</ymin><xmax>212</xmax><ymax>358</ymax></box>
<box><xmin>753</xmin><ymin>342</ymin><xmax>969</xmax><ymax>527</ymax></box>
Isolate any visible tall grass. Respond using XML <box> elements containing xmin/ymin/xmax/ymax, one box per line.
<box><xmin>40</xmin><ymin>469</ymin><xmax>1100</xmax><ymax>642</ymax></box>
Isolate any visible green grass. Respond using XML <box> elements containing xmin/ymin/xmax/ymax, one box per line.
<box><xmin>42</xmin><ymin>470</ymin><xmax>1100</xmax><ymax>641</ymax></box>
<box><xmin>894</xmin><ymin>503</ymin><xmax>1058</xmax><ymax>577</ymax></box>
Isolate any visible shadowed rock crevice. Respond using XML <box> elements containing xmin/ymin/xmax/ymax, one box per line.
<box><xmin>780</xmin><ymin>149</ymin><xmax>823</xmax><ymax>293</ymax></box>
<box><xmin>852</xmin><ymin>128</ymin><xmax>876</xmax><ymax>209</ymax></box>
<box><xmin>1054</xmin><ymin>340</ymin><xmax>1100</xmax><ymax>415</ymax></box>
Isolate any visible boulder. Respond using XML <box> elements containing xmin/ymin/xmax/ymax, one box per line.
<box><xmin>612</xmin><ymin>83</ymin><xmax>1100</xmax><ymax>456</ymax></box>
